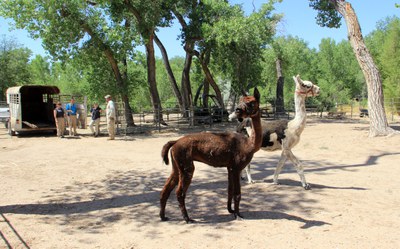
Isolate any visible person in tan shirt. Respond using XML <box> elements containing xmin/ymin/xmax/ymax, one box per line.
<box><xmin>105</xmin><ymin>95</ymin><xmax>116</xmax><ymax>140</ymax></box>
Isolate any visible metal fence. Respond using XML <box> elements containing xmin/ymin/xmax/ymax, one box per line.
<box><xmin>111</xmin><ymin>97</ymin><xmax>400</xmax><ymax>135</ymax></box>
<box><xmin>114</xmin><ymin>102</ymin><xmax>229</xmax><ymax>135</ymax></box>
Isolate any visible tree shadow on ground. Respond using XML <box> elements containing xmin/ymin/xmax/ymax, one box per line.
<box><xmin>1</xmin><ymin>150</ymin><xmax>396</xmax><ymax>235</ymax></box>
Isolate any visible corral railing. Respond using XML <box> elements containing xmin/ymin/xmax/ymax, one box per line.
<box><xmin>326</xmin><ymin>98</ymin><xmax>400</xmax><ymax>122</ymax></box>
<box><xmin>114</xmin><ymin>102</ymin><xmax>228</xmax><ymax>135</ymax></box>
<box><xmin>104</xmin><ymin>98</ymin><xmax>400</xmax><ymax>135</ymax></box>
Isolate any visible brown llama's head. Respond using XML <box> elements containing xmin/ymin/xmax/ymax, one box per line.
<box><xmin>235</xmin><ymin>87</ymin><xmax>260</xmax><ymax>122</ymax></box>
<box><xmin>294</xmin><ymin>74</ymin><xmax>320</xmax><ymax>97</ymax></box>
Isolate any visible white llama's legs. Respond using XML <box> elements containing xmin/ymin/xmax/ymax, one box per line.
<box><xmin>273</xmin><ymin>150</ymin><xmax>288</xmax><ymax>185</ymax></box>
<box><xmin>285</xmin><ymin>150</ymin><xmax>311</xmax><ymax>190</ymax></box>
<box><xmin>241</xmin><ymin>164</ymin><xmax>254</xmax><ymax>184</ymax></box>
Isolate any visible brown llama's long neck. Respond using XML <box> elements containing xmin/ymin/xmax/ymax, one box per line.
<box><xmin>291</xmin><ymin>92</ymin><xmax>307</xmax><ymax>135</ymax></box>
<box><xmin>249</xmin><ymin>111</ymin><xmax>263</xmax><ymax>153</ymax></box>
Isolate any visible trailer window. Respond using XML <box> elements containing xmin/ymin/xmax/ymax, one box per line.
<box><xmin>9</xmin><ymin>94</ymin><xmax>20</xmax><ymax>104</ymax></box>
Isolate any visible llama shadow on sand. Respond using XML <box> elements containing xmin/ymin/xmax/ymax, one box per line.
<box><xmin>243</xmin><ymin>211</ymin><xmax>331</xmax><ymax>229</ymax></box>
<box><xmin>246</xmin><ymin>155</ymin><xmax>374</xmax><ymax>191</ymax></box>
<box><xmin>247</xmin><ymin>151</ymin><xmax>400</xmax><ymax>191</ymax></box>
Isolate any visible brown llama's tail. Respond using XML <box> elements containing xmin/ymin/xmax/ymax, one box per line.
<box><xmin>161</xmin><ymin>141</ymin><xmax>177</xmax><ymax>165</ymax></box>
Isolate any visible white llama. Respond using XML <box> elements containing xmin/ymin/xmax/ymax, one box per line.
<box><xmin>238</xmin><ymin>75</ymin><xmax>320</xmax><ymax>190</ymax></box>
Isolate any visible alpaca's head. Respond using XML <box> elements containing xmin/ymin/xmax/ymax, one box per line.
<box><xmin>294</xmin><ymin>75</ymin><xmax>320</xmax><ymax>97</ymax></box>
<box><xmin>235</xmin><ymin>87</ymin><xmax>260</xmax><ymax>121</ymax></box>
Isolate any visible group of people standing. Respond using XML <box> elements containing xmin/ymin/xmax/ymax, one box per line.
<box><xmin>53</xmin><ymin>95</ymin><xmax>116</xmax><ymax>140</ymax></box>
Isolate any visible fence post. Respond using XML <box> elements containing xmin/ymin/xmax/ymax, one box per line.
<box><xmin>391</xmin><ymin>98</ymin><xmax>394</xmax><ymax>122</ymax></box>
<box><xmin>158</xmin><ymin>107</ymin><xmax>161</xmax><ymax>132</ymax></box>
<box><xmin>350</xmin><ymin>100</ymin><xmax>353</xmax><ymax>119</ymax></box>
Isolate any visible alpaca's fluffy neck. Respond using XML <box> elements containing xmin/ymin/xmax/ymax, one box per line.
<box><xmin>247</xmin><ymin>111</ymin><xmax>263</xmax><ymax>153</ymax></box>
<box><xmin>290</xmin><ymin>92</ymin><xmax>307</xmax><ymax>134</ymax></box>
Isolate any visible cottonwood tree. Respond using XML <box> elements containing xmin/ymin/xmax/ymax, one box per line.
<box><xmin>367</xmin><ymin>17</ymin><xmax>400</xmax><ymax>100</ymax></box>
<box><xmin>154</xmin><ymin>34</ymin><xmax>184</xmax><ymax>112</ymax></box>
<box><xmin>0</xmin><ymin>1</ymin><xmax>137</xmax><ymax>126</ymax></box>
<box><xmin>30</xmin><ymin>55</ymin><xmax>51</xmax><ymax>86</ymax></box>
<box><xmin>261</xmin><ymin>36</ymin><xmax>316</xmax><ymax>110</ymax></box>
<box><xmin>310</xmin><ymin>0</ymin><xmax>398</xmax><ymax>136</ymax></box>
<box><xmin>122</xmin><ymin>0</ymin><xmax>173</xmax><ymax>124</ymax></box>
<box><xmin>210</xmin><ymin>1</ymin><xmax>281</xmax><ymax>94</ymax></box>
<box><xmin>0</xmin><ymin>36</ymin><xmax>31</xmax><ymax>100</ymax></box>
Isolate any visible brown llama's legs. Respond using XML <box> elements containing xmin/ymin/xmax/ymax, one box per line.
<box><xmin>227</xmin><ymin>170</ymin><xmax>234</xmax><ymax>214</ymax></box>
<box><xmin>176</xmin><ymin>161</ymin><xmax>195</xmax><ymax>223</ymax></box>
<box><xmin>232</xmin><ymin>170</ymin><xmax>243</xmax><ymax>220</ymax></box>
<box><xmin>227</xmin><ymin>169</ymin><xmax>243</xmax><ymax>220</ymax></box>
<box><xmin>160</xmin><ymin>169</ymin><xmax>179</xmax><ymax>221</ymax></box>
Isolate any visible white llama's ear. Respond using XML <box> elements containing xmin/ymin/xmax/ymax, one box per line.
<box><xmin>293</xmin><ymin>75</ymin><xmax>299</xmax><ymax>85</ymax></box>
<box><xmin>294</xmin><ymin>74</ymin><xmax>303</xmax><ymax>85</ymax></box>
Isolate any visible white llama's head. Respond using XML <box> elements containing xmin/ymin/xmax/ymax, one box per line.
<box><xmin>293</xmin><ymin>74</ymin><xmax>320</xmax><ymax>97</ymax></box>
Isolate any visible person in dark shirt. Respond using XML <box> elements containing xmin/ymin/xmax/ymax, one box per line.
<box><xmin>53</xmin><ymin>101</ymin><xmax>66</xmax><ymax>138</ymax></box>
<box><xmin>89</xmin><ymin>103</ymin><xmax>102</xmax><ymax>137</ymax></box>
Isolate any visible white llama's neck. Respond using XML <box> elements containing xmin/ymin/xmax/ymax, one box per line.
<box><xmin>291</xmin><ymin>92</ymin><xmax>307</xmax><ymax>134</ymax></box>
<box><xmin>244</xmin><ymin>112</ymin><xmax>262</xmax><ymax>154</ymax></box>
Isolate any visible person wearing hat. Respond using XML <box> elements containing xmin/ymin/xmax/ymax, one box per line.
<box><xmin>105</xmin><ymin>95</ymin><xmax>116</xmax><ymax>140</ymax></box>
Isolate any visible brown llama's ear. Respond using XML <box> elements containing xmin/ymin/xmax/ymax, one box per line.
<box><xmin>241</xmin><ymin>89</ymin><xmax>248</xmax><ymax>96</ymax></box>
<box><xmin>253</xmin><ymin>87</ymin><xmax>260</xmax><ymax>102</ymax></box>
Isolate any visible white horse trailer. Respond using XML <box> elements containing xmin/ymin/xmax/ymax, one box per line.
<box><xmin>6</xmin><ymin>86</ymin><xmax>88</xmax><ymax>136</ymax></box>
<box><xmin>6</xmin><ymin>85</ymin><xmax>61</xmax><ymax>135</ymax></box>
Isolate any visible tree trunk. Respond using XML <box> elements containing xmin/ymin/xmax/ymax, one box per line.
<box><xmin>275</xmin><ymin>58</ymin><xmax>285</xmax><ymax>113</ymax></box>
<box><xmin>124</xmin><ymin>1</ymin><xmax>165</xmax><ymax>124</ymax></box>
<box><xmin>203</xmin><ymin>78</ymin><xmax>210</xmax><ymax>108</ymax></box>
<box><xmin>145</xmin><ymin>33</ymin><xmax>165</xmax><ymax>125</ymax></box>
<box><xmin>104</xmin><ymin>49</ymin><xmax>135</xmax><ymax>126</ymax></box>
<box><xmin>202</xmin><ymin>52</ymin><xmax>211</xmax><ymax>109</ymax></box>
<box><xmin>181</xmin><ymin>43</ymin><xmax>194</xmax><ymax>117</ymax></box>
<box><xmin>79</xmin><ymin>22</ymin><xmax>135</xmax><ymax>127</ymax></box>
<box><xmin>154</xmin><ymin>33</ymin><xmax>184</xmax><ymax>112</ymax></box>
<box><xmin>334</xmin><ymin>0</ymin><xmax>397</xmax><ymax>136</ymax></box>
<box><xmin>194</xmin><ymin>50</ymin><xmax>224</xmax><ymax>109</ymax></box>
<box><xmin>121</xmin><ymin>54</ymin><xmax>135</xmax><ymax>127</ymax></box>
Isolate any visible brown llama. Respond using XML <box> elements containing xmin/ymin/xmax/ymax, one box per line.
<box><xmin>160</xmin><ymin>88</ymin><xmax>263</xmax><ymax>223</ymax></box>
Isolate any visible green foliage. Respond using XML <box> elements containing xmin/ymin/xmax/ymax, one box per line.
<box><xmin>207</xmin><ymin>0</ymin><xmax>282</xmax><ymax>92</ymax></box>
<box><xmin>1</xmin><ymin>0</ymin><xmax>399</xmax><ymax>115</ymax></box>
<box><xmin>315</xmin><ymin>38</ymin><xmax>364</xmax><ymax>110</ymax></box>
<box><xmin>379</xmin><ymin>18</ymin><xmax>400</xmax><ymax>100</ymax></box>
<box><xmin>0</xmin><ymin>35</ymin><xmax>32</xmax><ymax>100</ymax></box>
<box><xmin>260</xmin><ymin>36</ymin><xmax>318</xmax><ymax>107</ymax></box>
<box><xmin>30</xmin><ymin>55</ymin><xmax>51</xmax><ymax>85</ymax></box>
<box><xmin>366</xmin><ymin>17</ymin><xmax>400</xmax><ymax>100</ymax></box>
<box><xmin>309</xmin><ymin>0</ymin><xmax>342</xmax><ymax>28</ymax></box>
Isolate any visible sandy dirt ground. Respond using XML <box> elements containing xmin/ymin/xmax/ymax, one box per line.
<box><xmin>0</xmin><ymin>119</ymin><xmax>400</xmax><ymax>249</ymax></box>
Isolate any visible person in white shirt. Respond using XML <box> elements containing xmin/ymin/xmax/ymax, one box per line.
<box><xmin>105</xmin><ymin>95</ymin><xmax>116</xmax><ymax>140</ymax></box>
